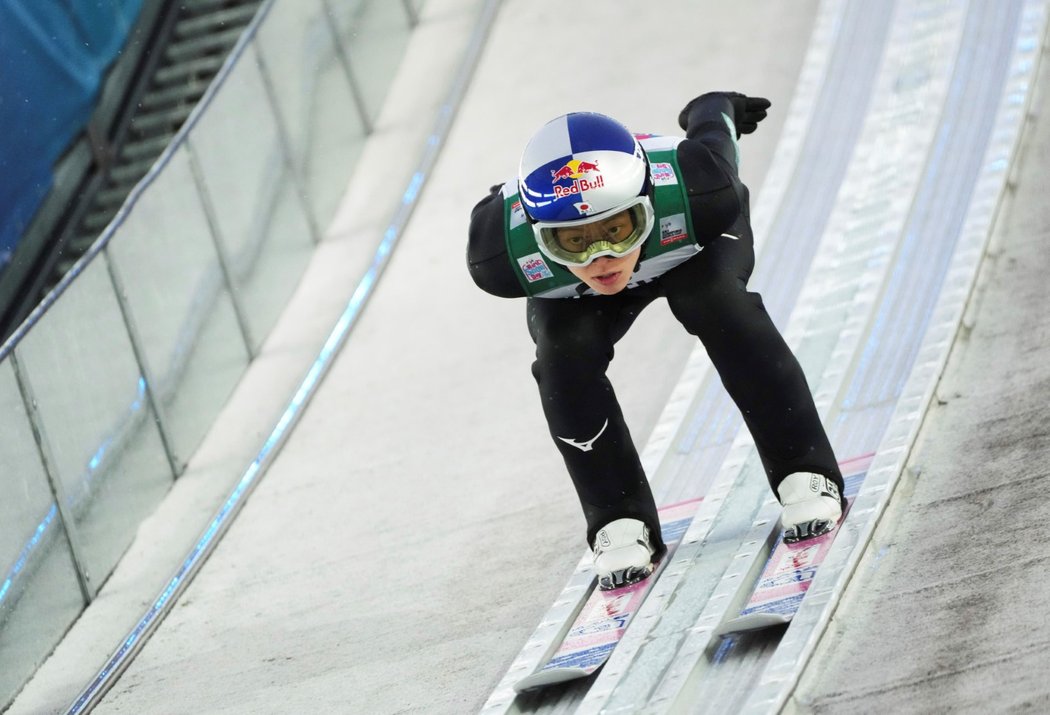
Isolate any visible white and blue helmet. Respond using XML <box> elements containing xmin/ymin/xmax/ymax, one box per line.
<box><xmin>518</xmin><ymin>112</ymin><xmax>655</xmax><ymax>267</ymax></box>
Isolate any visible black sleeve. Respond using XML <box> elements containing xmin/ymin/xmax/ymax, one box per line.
<box><xmin>678</xmin><ymin>93</ymin><xmax>740</xmax><ymax>170</ymax></box>
<box><xmin>467</xmin><ymin>188</ymin><xmax>526</xmax><ymax>299</ymax></box>
<box><xmin>676</xmin><ymin>138</ymin><xmax>746</xmax><ymax>245</ymax></box>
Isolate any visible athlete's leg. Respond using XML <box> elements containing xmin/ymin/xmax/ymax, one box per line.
<box><xmin>527</xmin><ymin>289</ymin><xmax>666</xmax><ymax>551</ymax></box>
<box><xmin>660</xmin><ymin>220</ymin><xmax>844</xmax><ymax>499</ymax></box>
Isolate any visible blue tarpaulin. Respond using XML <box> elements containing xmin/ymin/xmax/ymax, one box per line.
<box><xmin>0</xmin><ymin>0</ymin><xmax>145</xmax><ymax>273</ymax></box>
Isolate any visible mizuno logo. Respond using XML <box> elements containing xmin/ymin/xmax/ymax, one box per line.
<box><xmin>558</xmin><ymin>419</ymin><xmax>609</xmax><ymax>452</ymax></box>
<box><xmin>720</xmin><ymin>233</ymin><xmax>740</xmax><ymax>240</ymax></box>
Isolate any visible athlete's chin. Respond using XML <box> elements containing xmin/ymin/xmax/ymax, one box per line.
<box><xmin>589</xmin><ymin>283</ymin><xmax>628</xmax><ymax>295</ymax></box>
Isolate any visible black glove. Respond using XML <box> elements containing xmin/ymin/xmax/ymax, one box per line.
<box><xmin>678</xmin><ymin>92</ymin><xmax>771</xmax><ymax>138</ymax></box>
<box><xmin>729</xmin><ymin>93</ymin><xmax>771</xmax><ymax>136</ymax></box>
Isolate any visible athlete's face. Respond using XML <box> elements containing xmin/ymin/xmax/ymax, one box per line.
<box><xmin>567</xmin><ymin>250</ymin><xmax>641</xmax><ymax>295</ymax></box>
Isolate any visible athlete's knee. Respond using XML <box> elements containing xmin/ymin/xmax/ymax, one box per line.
<box><xmin>533</xmin><ymin>321</ymin><xmax>612</xmax><ymax>375</ymax></box>
<box><xmin>670</xmin><ymin>280</ymin><xmax>765</xmax><ymax>338</ymax></box>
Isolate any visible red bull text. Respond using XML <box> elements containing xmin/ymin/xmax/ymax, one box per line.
<box><xmin>553</xmin><ymin>175</ymin><xmax>604</xmax><ymax>199</ymax></box>
<box><xmin>549</xmin><ymin>158</ymin><xmax>604</xmax><ymax>199</ymax></box>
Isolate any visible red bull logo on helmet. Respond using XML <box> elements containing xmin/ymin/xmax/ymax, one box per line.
<box><xmin>550</xmin><ymin>159</ymin><xmax>600</xmax><ymax>181</ymax></box>
<box><xmin>552</xmin><ymin>175</ymin><xmax>604</xmax><ymax>199</ymax></box>
<box><xmin>549</xmin><ymin>159</ymin><xmax>604</xmax><ymax>199</ymax></box>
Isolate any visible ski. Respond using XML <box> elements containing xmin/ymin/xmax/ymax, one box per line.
<box><xmin>718</xmin><ymin>456</ymin><xmax>872</xmax><ymax>635</ymax></box>
<box><xmin>513</xmin><ymin>497</ymin><xmax>701</xmax><ymax>692</ymax></box>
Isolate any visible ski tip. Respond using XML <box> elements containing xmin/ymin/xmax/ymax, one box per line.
<box><xmin>717</xmin><ymin>612</ymin><xmax>792</xmax><ymax>636</ymax></box>
<box><xmin>514</xmin><ymin>666</ymin><xmax>592</xmax><ymax>692</ymax></box>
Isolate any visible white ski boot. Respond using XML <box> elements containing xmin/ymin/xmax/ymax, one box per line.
<box><xmin>592</xmin><ymin>518</ymin><xmax>656</xmax><ymax>590</ymax></box>
<box><xmin>777</xmin><ymin>472</ymin><xmax>843</xmax><ymax>543</ymax></box>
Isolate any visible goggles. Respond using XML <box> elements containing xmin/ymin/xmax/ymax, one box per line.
<box><xmin>533</xmin><ymin>196</ymin><xmax>655</xmax><ymax>267</ymax></box>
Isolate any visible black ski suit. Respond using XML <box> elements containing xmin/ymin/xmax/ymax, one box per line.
<box><xmin>466</xmin><ymin>93</ymin><xmax>843</xmax><ymax>553</ymax></box>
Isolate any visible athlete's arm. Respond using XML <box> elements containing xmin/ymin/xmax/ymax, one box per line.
<box><xmin>467</xmin><ymin>185</ymin><xmax>527</xmax><ymax>298</ymax></box>
<box><xmin>678</xmin><ymin>92</ymin><xmax>739</xmax><ymax>168</ymax></box>
<box><xmin>678</xmin><ymin>91</ymin><xmax>770</xmax><ymax>167</ymax></box>
<box><xmin>674</xmin><ymin>92</ymin><xmax>767</xmax><ymax>243</ymax></box>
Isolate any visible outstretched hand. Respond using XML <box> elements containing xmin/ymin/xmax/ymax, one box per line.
<box><xmin>678</xmin><ymin>92</ymin><xmax>771</xmax><ymax>138</ymax></box>
<box><xmin>728</xmin><ymin>94</ymin><xmax>771</xmax><ymax>136</ymax></box>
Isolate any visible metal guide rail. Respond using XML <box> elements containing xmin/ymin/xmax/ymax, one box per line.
<box><xmin>480</xmin><ymin>0</ymin><xmax>1049</xmax><ymax>712</ymax></box>
<box><xmin>54</xmin><ymin>2</ymin><xmax>502</xmax><ymax>713</ymax></box>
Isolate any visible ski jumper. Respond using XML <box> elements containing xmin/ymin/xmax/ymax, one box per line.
<box><xmin>467</xmin><ymin>95</ymin><xmax>843</xmax><ymax>551</ymax></box>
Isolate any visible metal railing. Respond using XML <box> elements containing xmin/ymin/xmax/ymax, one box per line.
<box><xmin>0</xmin><ymin>0</ymin><xmax>427</xmax><ymax>707</ymax></box>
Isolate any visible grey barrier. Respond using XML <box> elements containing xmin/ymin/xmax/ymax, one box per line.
<box><xmin>0</xmin><ymin>0</ymin><xmax>428</xmax><ymax>706</ymax></box>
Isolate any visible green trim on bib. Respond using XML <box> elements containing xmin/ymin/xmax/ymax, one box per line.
<box><xmin>645</xmin><ymin>147</ymin><xmax>697</xmax><ymax>258</ymax></box>
<box><xmin>503</xmin><ymin>194</ymin><xmax>578</xmax><ymax>295</ymax></box>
